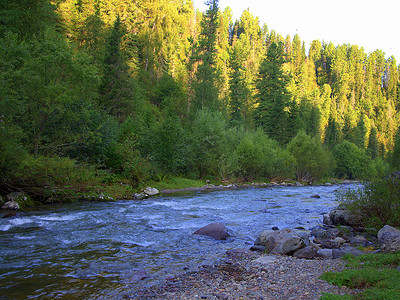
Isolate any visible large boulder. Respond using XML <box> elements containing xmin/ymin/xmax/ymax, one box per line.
<box><xmin>378</xmin><ymin>225</ymin><xmax>400</xmax><ymax>253</ymax></box>
<box><xmin>254</xmin><ymin>228</ymin><xmax>305</xmax><ymax>255</ymax></box>
<box><xmin>329</xmin><ymin>208</ymin><xmax>360</xmax><ymax>226</ymax></box>
<box><xmin>193</xmin><ymin>222</ymin><xmax>231</xmax><ymax>240</ymax></box>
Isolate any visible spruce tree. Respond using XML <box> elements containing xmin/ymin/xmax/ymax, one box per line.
<box><xmin>190</xmin><ymin>0</ymin><xmax>220</xmax><ymax>113</ymax></box>
<box><xmin>255</xmin><ymin>41</ymin><xmax>292</xmax><ymax>144</ymax></box>
<box><xmin>99</xmin><ymin>15</ymin><xmax>135</xmax><ymax>122</ymax></box>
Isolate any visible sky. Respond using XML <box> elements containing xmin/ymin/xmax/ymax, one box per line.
<box><xmin>192</xmin><ymin>0</ymin><xmax>400</xmax><ymax>60</ymax></box>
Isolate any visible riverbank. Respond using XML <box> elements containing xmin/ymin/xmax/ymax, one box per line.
<box><xmin>130</xmin><ymin>249</ymin><xmax>360</xmax><ymax>299</ymax></box>
<box><xmin>1</xmin><ymin>176</ymin><xmax>359</xmax><ymax>211</ymax></box>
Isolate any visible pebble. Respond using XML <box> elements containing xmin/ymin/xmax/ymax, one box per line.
<box><xmin>132</xmin><ymin>251</ymin><xmax>361</xmax><ymax>300</ymax></box>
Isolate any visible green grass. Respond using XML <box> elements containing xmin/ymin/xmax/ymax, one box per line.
<box><xmin>320</xmin><ymin>253</ymin><xmax>400</xmax><ymax>299</ymax></box>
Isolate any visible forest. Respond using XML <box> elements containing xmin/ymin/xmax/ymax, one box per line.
<box><xmin>1</xmin><ymin>0</ymin><xmax>400</xmax><ymax>198</ymax></box>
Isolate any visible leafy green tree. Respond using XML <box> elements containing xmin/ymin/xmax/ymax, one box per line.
<box><xmin>150</xmin><ymin>114</ymin><xmax>190</xmax><ymax>175</ymax></box>
<box><xmin>189</xmin><ymin>109</ymin><xmax>227</xmax><ymax>177</ymax></box>
<box><xmin>333</xmin><ymin>141</ymin><xmax>369</xmax><ymax>179</ymax></box>
<box><xmin>255</xmin><ymin>41</ymin><xmax>293</xmax><ymax>144</ymax></box>
<box><xmin>287</xmin><ymin>130</ymin><xmax>332</xmax><ymax>181</ymax></box>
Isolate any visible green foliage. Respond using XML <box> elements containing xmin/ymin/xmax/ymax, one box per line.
<box><xmin>333</xmin><ymin>141</ymin><xmax>369</xmax><ymax>179</ymax></box>
<box><xmin>230</xmin><ymin>129</ymin><xmax>295</xmax><ymax>180</ymax></box>
<box><xmin>338</xmin><ymin>178</ymin><xmax>400</xmax><ymax>228</ymax></box>
<box><xmin>287</xmin><ymin>130</ymin><xmax>332</xmax><ymax>181</ymax></box>
<box><xmin>14</xmin><ymin>155</ymin><xmax>94</xmax><ymax>187</ymax></box>
<box><xmin>320</xmin><ymin>253</ymin><xmax>400</xmax><ymax>299</ymax></box>
<box><xmin>149</xmin><ymin>114</ymin><xmax>190</xmax><ymax>175</ymax></box>
<box><xmin>1</xmin><ymin>0</ymin><xmax>400</xmax><ymax>195</ymax></box>
<box><xmin>189</xmin><ymin>109</ymin><xmax>227</xmax><ymax>177</ymax></box>
<box><xmin>255</xmin><ymin>42</ymin><xmax>294</xmax><ymax>144</ymax></box>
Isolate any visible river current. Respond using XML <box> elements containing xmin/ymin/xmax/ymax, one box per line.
<box><xmin>0</xmin><ymin>184</ymin><xmax>357</xmax><ymax>299</ymax></box>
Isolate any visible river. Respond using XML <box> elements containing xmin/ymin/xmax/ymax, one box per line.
<box><xmin>0</xmin><ymin>184</ymin><xmax>357</xmax><ymax>299</ymax></box>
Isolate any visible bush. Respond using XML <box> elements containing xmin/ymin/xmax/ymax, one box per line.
<box><xmin>333</xmin><ymin>140</ymin><xmax>369</xmax><ymax>179</ymax></box>
<box><xmin>14</xmin><ymin>155</ymin><xmax>96</xmax><ymax>187</ymax></box>
<box><xmin>229</xmin><ymin>129</ymin><xmax>295</xmax><ymax>180</ymax></box>
<box><xmin>338</xmin><ymin>177</ymin><xmax>400</xmax><ymax>228</ymax></box>
<box><xmin>287</xmin><ymin>130</ymin><xmax>333</xmax><ymax>182</ymax></box>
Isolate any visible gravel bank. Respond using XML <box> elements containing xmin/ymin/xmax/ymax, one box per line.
<box><xmin>129</xmin><ymin>249</ymin><xmax>360</xmax><ymax>299</ymax></box>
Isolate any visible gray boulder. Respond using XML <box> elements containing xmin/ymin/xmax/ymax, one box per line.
<box><xmin>143</xmin><ymin>187</ymin><xmax>160</xmax><ymax>197</ymax></box>
<box><xmin>329</xmin><ymin>208</ymin><xmax>360</xmax><ymax>226</ymax></box>
<box><xmin>193</xmin><ymin>222</ymin><xmax>231</xmax><ymax>240</ymax></box>
<box><xmin>255</xmin><ymin>228</ymin><xmax>305</xmax><ymax>255</ymax></box>
<box><xmin>293</xmin><ymin>246</ymin><xmax>318</xmax><ymax>259</ymax></box>
<box><xmin>316</xmin><ymin>248</ymin><xmax>333</xmax><ymax>259</ymax></box>
<box><xmin>378</xmin><ymin>225</ymin><xmax>400</xmax><ymax>253</ymax></box>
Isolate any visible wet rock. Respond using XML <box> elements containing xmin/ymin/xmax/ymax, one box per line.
<box><xmin>2</xmin><ymin>212</ymin><xmax>17</xmax><ymax>218</ymax></box>
<box><xmin>255</xmin><ymin>228</ymin><xmax>305</xmax><ymax>255</ymax></box>
<box><xmin>293</xmin><ymin>246</ymin><xmax>318</xmax><ymax>259</ymax></box>
<box><xmin>378</xmin><ymin>225</ymin><xmax>400</xmax><ymax>253</ymax></box>
<box><xmin>310</xmin><ymin>194</ymin><xmax>320</xmax><ymax>199</ymax></box>
<box><xmin>1</xmin><ymin>200</ymin><xmax>20</xmax><ymax>210</ymax></box>
<box><xmin>193</xmin><ymin>222</ymin><xmax>231</xmax><ymax>240</ymax></box>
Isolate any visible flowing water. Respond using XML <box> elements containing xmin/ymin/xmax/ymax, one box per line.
<box><xmin>0</xmin><ymin>184</ymin><xmax>357</xmax><ymax>299</ymax></box>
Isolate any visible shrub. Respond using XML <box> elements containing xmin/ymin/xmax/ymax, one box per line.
<box><xmin>338</xmin><ymin>177</ymin><xmax>400</xmax><ymax>228</ymax></box>
<box><xmin>14</xmin><ymin>155</ymin><xmax>95</xmax><ymax>187</ymax></box>
<box><xmin>333</xmin><ymin>141</ymin><xmax>369</xmax><ymax>179</ymax></box>
<box><xmin>287</xmin><ymin>130</ymin><xmax>333</xmax><ymax>182</ymax></box>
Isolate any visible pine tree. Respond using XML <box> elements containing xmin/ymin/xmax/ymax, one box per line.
<box><xmin>99</xmin><ymin>15</ymin><xmax>135</xmax><ymax>121</ymax></box>
<box><xmin>367</xmin><ymin>126</ymin><xmax>379</xmax><ymax>159</ymax></box>
<box><xmin>255</xmin><ymin>41</ymin><xmax>293</xmax><ymax>144</ymax></box>
<box><xmin>228</xmin><ymin>40</ymin><xmax>248</xmax><ymax>126</ymax></box>
<box><xmin>190</xmin><ymin>0</ymin><xmax>220</xmax><ymax>113</ymax></box>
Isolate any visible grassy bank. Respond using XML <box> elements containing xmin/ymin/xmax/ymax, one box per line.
<box><xmin>321</xmin><ymin>252</ymin><xmax>400</xmax><ymax>299</ymax></box>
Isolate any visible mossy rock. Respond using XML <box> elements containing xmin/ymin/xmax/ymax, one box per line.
<box><xmin>6</xmin><ymin>192</ymin><xmax>36</xmax><ymax>210</ymax></box>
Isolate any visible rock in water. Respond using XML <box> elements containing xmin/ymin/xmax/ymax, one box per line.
<box><xmin>193</xmin><ymin>222</ymin><xmax>230</xmax><ymax>240</ymax></box>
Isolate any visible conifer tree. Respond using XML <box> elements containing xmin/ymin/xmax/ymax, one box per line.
<box><xmin>99</xmin><ymin>15</ymin><xmax>135</xmax><ymax>121</ymax></box>
<box><xmin>190</xmin><ymin>0</ymin><xmax>220</xmax><ymax>113</ymax></box>
<box><xmin>255</xmin><ymin>42</ymin><xmax>293</xmax><ymax>144</ymax></box>
<box><xmin>228</xmin><ymin>41</ymin><xmax>248</xmax><ymax>126</ymax></box>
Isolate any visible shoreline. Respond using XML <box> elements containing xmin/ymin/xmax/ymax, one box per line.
<box><xmin>130</xmin><ymin>249</ymin><xmax>360</xmax><ymax>299</ymax></box>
